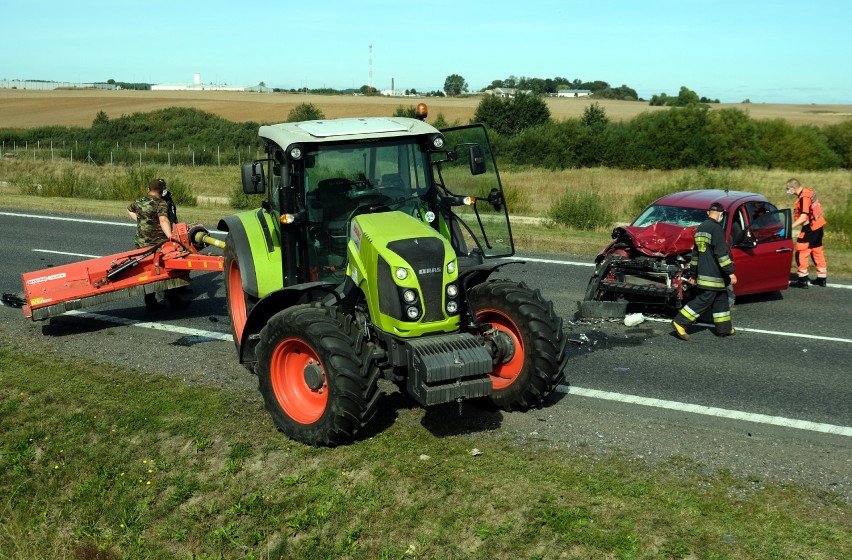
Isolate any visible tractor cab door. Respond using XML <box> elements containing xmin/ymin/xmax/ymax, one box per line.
<box><xmin>432</xmin><ymin>124</ymin><xmax>515</xmax><ymax>261</ymax></box>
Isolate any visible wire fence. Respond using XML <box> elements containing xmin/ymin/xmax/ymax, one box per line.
<box><xmin>0</xmin><ymin>140</ymin><xmax>264</xmax><ymax>167</ymax></box>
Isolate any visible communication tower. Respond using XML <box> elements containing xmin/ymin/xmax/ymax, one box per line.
<box><xmin>368</xmin><ymin>44</ymin><xmax>373</xmax><ymax>92</ymax></box>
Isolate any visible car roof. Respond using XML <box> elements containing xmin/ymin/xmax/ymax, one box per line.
<box><xmin>652</xmin><ymin>189</ymin><xmax>768</xmax><ymax>211</ymax></box>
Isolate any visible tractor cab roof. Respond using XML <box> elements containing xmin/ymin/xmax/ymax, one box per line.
<box><xmin>259</xmin><ymin>117</ymin><xmax>440</xmax><ymax>147</ymax></box>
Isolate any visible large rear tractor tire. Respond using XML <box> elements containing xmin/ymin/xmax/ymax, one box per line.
<box><xmin>223</xmin><ymin>233</ymin><xmax>259</xmax><ymax>356</ymax></box>
<box><xmin>255</xmin><ymin>305</ymin><xmax>380</xmax><ymax>446</ymax></box>
<box><xmin>468</xmin><ymin>280</ymin><xmax>567</xmax><ymax>411</ymax></box>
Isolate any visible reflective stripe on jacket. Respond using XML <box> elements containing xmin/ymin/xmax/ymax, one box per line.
<box><xmin>690</xmin><ymin>218</ymin><xmax>734</xmax><ymax>292</ymax></box>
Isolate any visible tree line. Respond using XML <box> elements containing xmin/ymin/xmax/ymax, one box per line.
<box><xmin>472</xmin><ymin>94</ymin><xmax>852</xmax><ymax>171</ymax></box>
<box><xmin>2</xmin><ymin>101</ymin><xmax>850</xmax><ymax>172</ymax></box>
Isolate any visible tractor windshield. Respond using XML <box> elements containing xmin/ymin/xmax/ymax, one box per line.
<box><xmin>302</xmin><ymin>139</ymin><xmax>432</xmax><ymax>282</ymax></box>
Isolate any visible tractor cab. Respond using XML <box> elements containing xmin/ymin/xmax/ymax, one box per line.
<box><xmin>238</xmin><ymin>116</ymin><xmax>513</xmax><ymax>288</ymax></box>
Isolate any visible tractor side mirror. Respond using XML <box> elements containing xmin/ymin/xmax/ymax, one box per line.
<box><xmin>241</xmin><ymin>162</ymin><xmax>265</xmax><ymax>195</ymax></box>
<box><xmin>469</xmin><ymin>145</ymin><xmax>486</xmax><ymax>176</ymax></box>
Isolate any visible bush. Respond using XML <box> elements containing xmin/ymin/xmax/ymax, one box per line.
<box><xmin>392</xmin><ymin>105</ymin><xmax>417</xmax><ymax>118</ymax></box>
<box><xmin>473</xmin><ymin>93</ymin><xmax>551</xmax><ymax>136</ymax></box>
<box><xmin>547</xmin><ymin>191</ymin><xmax>615</xmax><ymax>231</ymax></box>
<box><xmin>755</xmin><ymin>119</ymin><xmax>842</xmax><ymax>170</ymax></box>
<box><xmin>822</xmin><ymin>119</ymin><xmax>852</xmax><ymax>169</ymax></box>
<box><xmin>825</xmin><ymin>191</ymin><xmax>852</xmax><ymax>244</ymax></box>
<box><xmin>286</xmin><ymin>103</ymin><xmax>325</xmax><ymax>123</ymax></box>
<box><xmin>229</xmin><ymin>184</ymin><xmax>264</xmax><ymax>210</ymax></box>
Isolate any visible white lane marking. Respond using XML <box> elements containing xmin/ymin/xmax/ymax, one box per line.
<box><xmin>1</xmin><ymin>211</ymin><xmax>135</xmax><ymax>227</ymax></box>
<box><xmin>644</xmin><ymin>316</ymin><xmax>852</xmax><ymax>344</ymax></box>
<box><xmin>506</xmin><ymin>256</ymin><xmax>595</xmax><ymax>267</ymax></box>
<box><xmin>1</xmin><ymin>211</ymin><xmax>227</xmax><ymax>236</ymax></box>
<box><xmin>57</xmin><ymin>310</ymin><xmax>850</xmax><ymax>437</ymax></box>
<box><xmin>559</xmin><ymin>385</ymin><xmax>852</xmax><ymax>437</ymax></box>
<box><xmin>34</xmin><ymin>249</ymin><xmax>102</xmax><ymax>258</ymax></box>
<box><xmin>65</xmin><ymin>310</ymin><xmax>233</xmax><ymax>342</ymax></box>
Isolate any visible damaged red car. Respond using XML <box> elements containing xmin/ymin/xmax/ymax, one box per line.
<box><xmin>584</xmin><ymin>189</ymin><xmax>794</xmax><ymax>309</ymax></box>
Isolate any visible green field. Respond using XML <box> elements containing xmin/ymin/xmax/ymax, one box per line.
<box><xmin>1</xmin><ymin>343</ymin><xmax>849</xmax><ymax>559</ymax></box>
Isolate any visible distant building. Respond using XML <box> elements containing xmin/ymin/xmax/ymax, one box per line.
<box><xmin>488</xmin><ymin>88</ymin><xmax>534</xmax><ymax>98</ymax></box>
<box><xmin>151</xmin><ymin>73</ymin><xmax>268</xmax><ymax>92</ymax></box>
<box><xmin>557</xmin><ymin>89</ymin><xmax>592</xmax><ymax>98</ymax></box>
<box><xmin>0</xmin><ymin>80</ymin><xmax>116</xmax><ymax>90</ymax></box>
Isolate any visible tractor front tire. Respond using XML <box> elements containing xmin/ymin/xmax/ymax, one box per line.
<box><xmin>223</xmin><ymin>233</ymin><xmax>259</xmax><ymax>357</ymax></box>
<box><xmin>255</xmin><ymin>305</ymin><xmax>379</xmax><ymax>446</ymax></box>
<box><xmin>469</xmin><ymin>280</ymin><xmax>567</xmax><ymax>411</ymax></box>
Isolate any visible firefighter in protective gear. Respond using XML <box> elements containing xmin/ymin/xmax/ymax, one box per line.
<box><xmin>672</xmin><ymin>202</ymin><xmax>737</xmax><ymax>340</ymax></box>
<box><xmin>786</xmin><ymin>178</ymin><xmax>828</xmax><ymax>288</ymax></box>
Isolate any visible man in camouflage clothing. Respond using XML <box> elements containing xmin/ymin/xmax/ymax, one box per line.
<box><xmin>128</xmin><ymin>178</ymin><xmax>172</xmax><ymax>248</ymax></box>
<box><xmin>127</xmin><ymin>178</ymin><xmax>186</xmax><ymax>310</ymax></box>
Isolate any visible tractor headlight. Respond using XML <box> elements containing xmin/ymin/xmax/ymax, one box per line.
<box><xmin>446</xmin><ymin>284</ymin><xmax>458</xmax><ymax>298</ymax></box>
<box><xmin>288</xmin><ymin>144</ymin><xmax>303</xmax><ymax>161</ymax></box>
<box><xmin>395</xmin><ymin>267</ymin><xmax>408</xmax><ymax>280</ymax></box>
<box><xmin>406</xmin><ymin>306</ymin><xmax>420</xmax><ymax>320</ymax></box>
<box><xmin>447</xmin><ymin>261</ymin><xmax>456</xmax><ymax>274</ymax></box>
<box><xmin>430</xmin><ymin>134</ymin><xmax>445</xmax><ymax>150</ymax></box>
<box><xmin>446</xmin><ymin>300</ymin><xmax>458</xmax><ymax>314</ymax></box>
<box><xmin>403</xmin><ymin>289</ymin><xmax>418</xmax><ymax>304</ymax></box>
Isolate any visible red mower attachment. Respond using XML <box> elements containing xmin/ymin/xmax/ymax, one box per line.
<box><xmin>21</xmin><ymin>222</ymin><xmax>225</xmax><ymax>320</ymax></box>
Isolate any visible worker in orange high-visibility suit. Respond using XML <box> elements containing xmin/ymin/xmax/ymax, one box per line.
<box><xmin>786</xmin><ymin>178</ymin><xmax>828</xmax><ymax>288</ymax></box>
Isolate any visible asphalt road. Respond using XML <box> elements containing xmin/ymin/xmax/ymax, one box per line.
<box><xmin>2</xmin><ymin>208</ymin><xmax>850</xmax><ymax>500</ymax></box>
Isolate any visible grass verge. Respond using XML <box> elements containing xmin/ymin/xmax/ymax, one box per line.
<box><xmin>1</xmin><ymin>346</ymin><xmax>850</xmax><ymax>559</ymax></box>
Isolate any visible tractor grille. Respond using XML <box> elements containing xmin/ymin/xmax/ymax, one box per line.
<box><xmin>387</xmin><ymin>237</ymin><xmax>446</xmax><ymax>323</ymax></box>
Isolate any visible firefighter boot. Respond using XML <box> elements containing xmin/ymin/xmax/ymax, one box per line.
<box><xmin>672</xmin><ymin>321</ymin><xmax>689</xmax><ymax>341</ymax></box>
<box><xmin>811</xmin><ymin>277</ymin><xmax>827</xmax><ymax>287</ymax></box>
<box><xmin>790</xmin><ymin>277</ymin><xmax>809</xmax><ymax>289</ymax></box>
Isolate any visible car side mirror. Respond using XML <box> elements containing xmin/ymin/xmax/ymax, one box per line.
<box><xmin>241</xmin><ymin>162</ymin><xmax>265</xmax><ymax>195</ymax></box>
<box><xmin>737</xmin><ymin>236</ymin><xmax>758</xmax><ymax>248</ymax></box>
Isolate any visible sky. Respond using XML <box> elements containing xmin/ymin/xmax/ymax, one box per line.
<box><xmin>3</xmin><ymin>0</ymin><xmax>851</xmax><ymax>105</ymax></box>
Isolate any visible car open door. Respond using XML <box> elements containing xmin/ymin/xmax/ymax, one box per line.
<box><xmin>731</xmin><ymin>209</ymin><xmax>793</xmax><ymax>296</ymax></box>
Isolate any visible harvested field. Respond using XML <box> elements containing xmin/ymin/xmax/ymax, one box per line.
<box><xmin>1</xmin><ymin>88</ymin><xmax>851</xmax><ymax>129</ymax></box>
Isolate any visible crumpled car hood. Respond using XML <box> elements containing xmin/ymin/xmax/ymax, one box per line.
<box><xmin>616</xmin><ymin>222</ymin><xmax>697</xmax><ymax>257</ymax></box>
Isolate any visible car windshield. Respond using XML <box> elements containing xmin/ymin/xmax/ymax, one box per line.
<box><xmin>632</xmin><ymin>204</ymin><xmax>708</xmax><ymax>228</ymax></box>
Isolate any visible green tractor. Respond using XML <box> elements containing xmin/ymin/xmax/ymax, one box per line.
<box><xmin>218</xmin><ymin>106</ymin><xmax>567</xmax><ymax>445</ymax></box>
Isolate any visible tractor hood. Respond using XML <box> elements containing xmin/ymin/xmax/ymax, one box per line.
<box><xmin>615</xmin><ymin>222</ymin><xmax>696</xmax><ymax>257</ymax></box>
<box><xmin>347</xmin><ymin>211</ymin><xmax>461</xmax><ymax>337</ymax></box>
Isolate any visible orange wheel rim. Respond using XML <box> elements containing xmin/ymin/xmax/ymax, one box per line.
<box><xmin>477</xmin><ymin>308</ymin><xmax>524</xmax><ymax>390</ymax></box>
<box><xmin>270</xmin><ymin>338</ymin><xmax>328</xmax><ymax>424</ymax></box>
<box><xmin>228</xmin><ymin>261</ymin><xmax>247</xmax><ymax>343</ymax></box>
